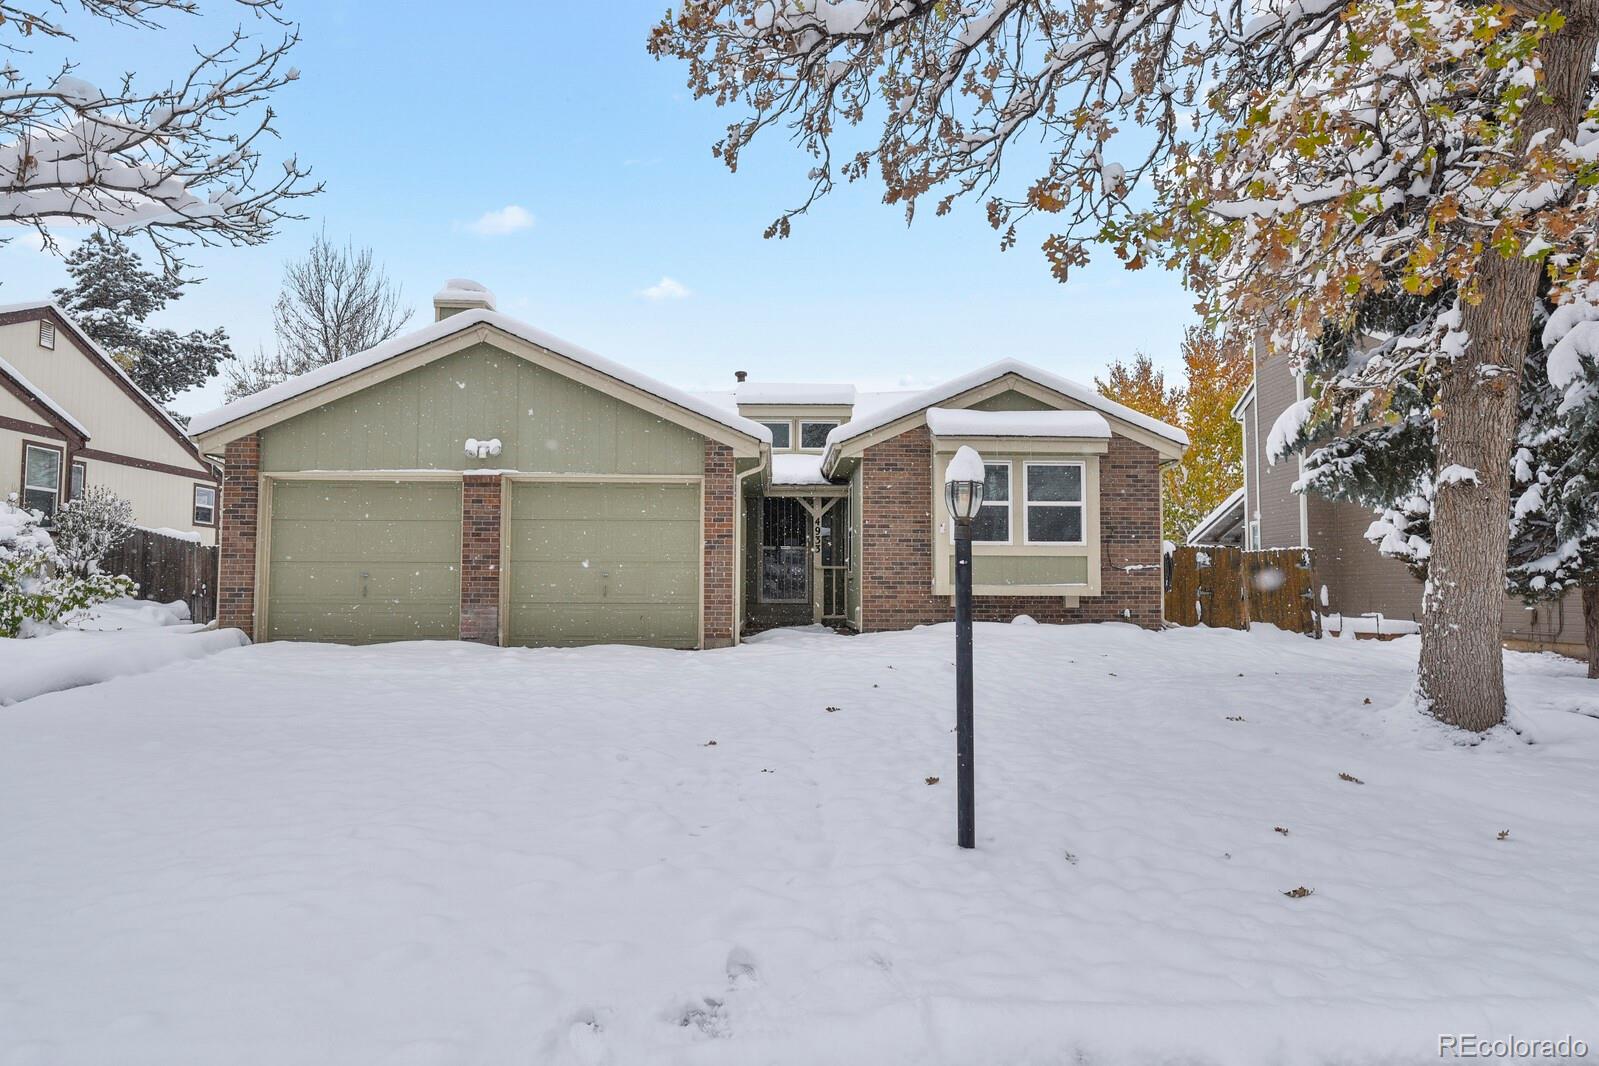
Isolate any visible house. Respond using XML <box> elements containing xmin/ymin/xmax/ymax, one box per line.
<box><xmin>1184</xmin><ymin>486</ymin><xmax>1245</xmax><ymax>549</ymax></box>
<box><xmin>0</xmin><ymin>301</ymin><xmax>221</xmax><ymax>543</ymax></box>
<box><xmin>188</xmin><ymin>279</ymin><xmax>1188</xmax><ymax>648</ymax></box>
<box><xmin>1234</xmin><ymin>339</ymin><xmax>1586</xmax><ymax>655</ymax></box>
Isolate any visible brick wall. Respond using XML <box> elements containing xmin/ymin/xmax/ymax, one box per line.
<box><xmin>218</xmin><ymin>433</ymin><xmax>260</xmax><ymax>638</ymax></box>
<box><xmin>858</xmin><ymin>425</ymin><xmax>1164</xmax><ymax>631</ymax></box>
<box><xmin>460</xmin><ymin>475</ymin><xmax>502</xmax><ymax>644</ymax></box>
<box><xmin>702</xmin><ymin>440</ymin><xmax>737</xmax><ymax>648</ymax></box>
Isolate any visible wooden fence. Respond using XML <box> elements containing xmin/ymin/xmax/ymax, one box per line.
<box><xmin>102</xmin><ymin>528</ymin><xmax>220</xmax><ymax>624</ymax></box>
<box><xmin>1165</xmin><ymin>545</ymin><xmax>1319</xmax><ymax>636</ymax></box>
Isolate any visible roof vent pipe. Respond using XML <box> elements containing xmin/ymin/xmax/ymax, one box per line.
<box><xmin>734</xmin><ymin>370</ymin><xmax>748</xmax><ymax>383</ymax></box>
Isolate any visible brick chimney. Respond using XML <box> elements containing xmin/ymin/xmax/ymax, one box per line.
<box><xmin>433</xmin><ymin>279</ymin><xmax>496</xmax><ymax>321</ymax></box>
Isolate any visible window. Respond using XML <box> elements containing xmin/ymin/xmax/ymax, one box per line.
<box><xmin>969</xmin><ymin>462</ymin><xmax>1011</xmax><ymax>543</ymax></box>
<box><xmin>193</xmin><ymin>484</ymin><xmax>217</xmax><ymax>526</ymax></box>
<box><xmin>1024</xmin><ymin>462</ymin><xmax>1085</xmax><ymax>544</ymax></box>
<box><xmin>69</xmin><ymin>461</ymin><xmax>86</xmax><ymax>501</ymax></box>
<box><xmin>22</xmin><ymin>443</ymin><xmax>62</xmax><ymax>515</ymax></box>
<box><xmin>760</xmin><ymin>420</ymin><xmax>792</xmax><ymax>450</ymax></box>
<box><xmin>1248</xmin><ymin>520</ymin><xmax>1261</xmax><ymax>550</ymax></box>
<box><xmin>798</xmin><ymin>420</ymin><xmax>839</xmax><ymax>450</ymax></box>
<box><xmin>38</xmin><ymin>321</ymin><xmax>55</xmax><ymax>350</ymax></box>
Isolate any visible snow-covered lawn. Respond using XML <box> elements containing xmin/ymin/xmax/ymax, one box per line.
<box><xmin>0</xmin><ymin>598</ymin><xmax>247</xmax><ymax>706</ymax></box>
<box><xmin>2</xmin><ymin>624</ymin><xmax>1596</xmax><ymax>1065</ymax></box>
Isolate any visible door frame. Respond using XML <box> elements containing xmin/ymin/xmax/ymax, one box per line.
<box><xmin>256</xmin><ymin>470</ymin><xmax>465</xmax><ymax>642</ymax></box>
<box><xmin>500</xmin><ymin>472</ymin><xmax>706</xmax><ymax>650</ymax></box>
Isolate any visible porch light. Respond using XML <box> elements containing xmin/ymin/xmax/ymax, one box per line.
<box><xmin>942</xmin><ymin>445</ymin><xmax>985</xmax><ymax>850</ymax></box>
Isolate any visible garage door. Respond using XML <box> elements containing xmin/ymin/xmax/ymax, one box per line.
<box><xmin>506</xmin><ymin>481</ymin><xmax>700</xmax><ymax>648</ymax></box>
<box><xmin>266</xmin><ymin>480</ymin><xmax>461</xmax><ymax>643</ymax></box>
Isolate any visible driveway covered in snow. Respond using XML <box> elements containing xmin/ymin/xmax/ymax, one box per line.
<box><xmin>2</xmin><ymin>624</ymin><xmax>1596</xmax><ymax>1065</ymax></box>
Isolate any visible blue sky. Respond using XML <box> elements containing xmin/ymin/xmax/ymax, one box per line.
<box><xmin>1</xmin><ymin>0</ymin><xmax>1199</xmax><ymax>417</ymax></box>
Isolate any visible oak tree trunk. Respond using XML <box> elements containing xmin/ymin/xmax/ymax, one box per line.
<box><xmin>1419</xmin><ymin>5</ymin><xmax>1599</xmax><ymax>729</ymax></box>
<box><xmin>1584</xmin><ymin>581</ymin><xmax>1599</xmax><ymax>681</ymax></box>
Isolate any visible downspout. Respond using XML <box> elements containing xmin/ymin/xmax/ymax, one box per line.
<box><xmin>732</xmin><ymin>445</ymin><xmax>770</xmax><ymax>646</ymax></box>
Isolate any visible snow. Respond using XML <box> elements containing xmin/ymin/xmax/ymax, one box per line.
<box><xmin>0</xmin><ymin>599</ymin><xmax>248</xmax><ymax>705</ymax></box>
<box><xmin>0</xmin><ymin>354</ymin><xmax>90</xmax><ymax>438</ymax></box>
<box><xmin>944</xmin><ymin>444</ymin><xmax>986</xmax><ymax>483</ymax></box>
<box><xmin>769</xmin><ymin>452</ymin><xmax>830</xmax><ymax>486</ymax></box>
<box><xmin>433</xmin><ymin>278</ymin><xmax>496</xmax><ymax>309</ymax></box>
<box><xmin>1266</xmin><ymin>397</ymin><xmax>1315</xmax><ymax>463</ymax></box>
<box><xmin>137</xmin><ymin>526</ymin><xmax>201</xmax><ymax>543</ymax></box>
<box><xmin>1436</xmin><ymin>464</ymin><xmax>1479</xmax><ymax>486</ymax></box>
<box><xmin>1322</xmin><ymin>612</ymin><xmax>1421</xmax><ymax>637</ymax></box>
<box><xmin>824</xmin><ymin>359</ymin><xmax>1189</xmax><ymax>461</ymax></box>
<box><xmin>924</xmin><ymin>406</ymin><xmax>1111</xmax><ymax>438</ymax></box>
<box><xmin>735</xmin><ymin>381</ymin><xmax>856</xmax><ymax>406</ymax></box>
<box><xmin>187</xmin><ymin>309</ymin><xmax>774</xmax><ymax>445</ymax></box>
<box><xmin>1</xmin><ymin>624</ymin><xmax>1596</xmax><ymax>1063</ymax></box>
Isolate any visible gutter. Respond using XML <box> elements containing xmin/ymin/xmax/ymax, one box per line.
<box><xmin>731</xmin><ymin>447</ymin><xmax>770</xmax><ymax>646</ymax></box>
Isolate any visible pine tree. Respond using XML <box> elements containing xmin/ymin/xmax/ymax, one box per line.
<box><xmin>52</xmin><ymin>233</ymin><xmax>233</xmax><ymax>406</ymax></box>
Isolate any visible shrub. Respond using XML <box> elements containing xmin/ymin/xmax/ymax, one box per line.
<box><xmin>50</xmin><ymin>485</ymin><xmax>134</xmax><ymax>576</ymax></box>
<box><xmin>0</xmin><ymin>497</ymin><xmax>135</xmax><ymax>637</ymax></box>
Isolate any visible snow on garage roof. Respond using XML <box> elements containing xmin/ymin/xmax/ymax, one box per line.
<box><xmin>188</xmin><ymin>308</ymin><xmax>772</xmax><ymax>443</ymax></box>
<box><xmin>925</xmin><ymin>407</ymin><xmax>1110</xmax><ymax>438</ymax></box>
<box><xmin>0</xmin><ymin>353</ymin><xmax>89</xmax><ymax>438</ymax></box>
<box><xmin>734</xmin><ymin>382</ymin><xmax>856</xmax><ymax>406</ymax></box>
<box><xmin>825</xmin><ymin>359</ymin><xmax>1188</xmax><ymax>456</ymax></box>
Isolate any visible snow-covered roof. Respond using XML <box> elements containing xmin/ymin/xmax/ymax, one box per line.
<box><xmin>735</xmin><ymin>382</ymin><xmax>856</xmax><ymax>407</ymax></box>
<box><xmin>0</xmin><ymin>300</ymin><xmax>192</xmax><ymax>446</ymax></box>
<box><xmin>824</xmin><ymin>359</ymin><xmax>1189</xmax><ymax>462</ymax></box>
<box><xmin>1185</xmin><ymin>486</ymin><xmax>1247</xmax><ymax>546</ymax></box>
<box><xmin>0</xmin><ymin>353</ymin><xmax>89</xmax><ymax>438</ymax></box>
<box><xmin>188</xmin><ymin>308</ymin><xmax>773</xmax><ymax>443</ymax></box>
<box><xmin>770</xmin><ymin>452</ymin><xmax>831</xmax><ymax>486</ymax></box>
<box><xmin>925</xmin><ymin>407</ymin><xmax>1110</xmax><ymax>439</ymax></box>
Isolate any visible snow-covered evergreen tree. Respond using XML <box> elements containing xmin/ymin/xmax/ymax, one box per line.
<box><xmin>53</xmin><ymin>234</ymin><xmax>234</xmax><ymax>406</ymax></box>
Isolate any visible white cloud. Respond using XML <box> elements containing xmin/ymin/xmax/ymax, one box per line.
<box><xmin>465</xmin><ymin>205</ymin><xmax>535</xmax><ymax>237</ymax></box>
<box><xmin>640</xmin><ymin>276</ymin><xmax>691</xmax><ymax>301</ymax></box>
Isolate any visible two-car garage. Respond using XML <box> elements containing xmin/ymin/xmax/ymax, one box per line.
<box><xmin>264</xmin><ymin>477</ymin><xmax>703</xmax><ymax>648</ymax></box>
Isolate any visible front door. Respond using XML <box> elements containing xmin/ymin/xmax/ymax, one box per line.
<box><xmin>760</xmin><ymin>497</ymin><xmax>808</xmax><ymax>603</ymax></box>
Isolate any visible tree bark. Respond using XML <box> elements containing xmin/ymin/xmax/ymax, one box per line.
<box><xmin>1419</xmin><ymin>6</ymin><xmax>1599</xmax><ymax>730</ymax></box>
<box><xmin>1584</xmin><ymin>581</ymin><xmax>1599</xmax><ymax>681</ymax></box>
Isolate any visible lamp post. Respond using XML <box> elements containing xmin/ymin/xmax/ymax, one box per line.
<box><xmin>943</xmin><ymin>445</ymin><xmax>985</xmax><ymax>850</ymax></box>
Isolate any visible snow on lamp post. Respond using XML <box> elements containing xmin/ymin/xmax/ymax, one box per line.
<box><xmin>943</xmin><ymin>445</ymin><xmax>985</xmax><ymax>850</ymax></box>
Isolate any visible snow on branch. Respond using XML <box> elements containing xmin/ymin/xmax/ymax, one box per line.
<box><xmin>0</xmin><ymin>1</ymin><xmax>315</xmax><ymax>270</ymax></box>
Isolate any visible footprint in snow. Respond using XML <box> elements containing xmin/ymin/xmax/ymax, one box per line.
<box><xmin>564</xmin><ymin>1009</ymin><xmax>608</xmax><ymax>1064</ymax></box>
<box><xmin>674</xmin><ymin>997</ymin><xmax>729</xmax><ymax>1039</ymax></box>
<box><xmin>725</xmin><ymin>946</ymin><xmax>759</xmax><ymax>987</ymax></box>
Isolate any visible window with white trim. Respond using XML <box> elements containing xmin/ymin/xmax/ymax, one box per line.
<box><xmin>69</xmin><ymin>461</ymin><xmax>86</xmax><ymax>501</ymax></box>
<box><xmin>760</xmin><ymin>420</ymin><xmax>792</xmax><ymax>450</ymax></box>
<box><xmin>23</xmin><ymin>443</ymin><xmax>62</xmax><ymax>515</ymax></box>
<box><xmin>970</xmin><ymin>461</ymin><xmax>1011</xmax><ymax>543</ymax></box>
<box><xmin>193</xmin><ymin>484</ymin><xmax>217</xmax><ymax>526</ymax></box>
<box><xmin>38</xmin><ymin>321</ymin><xmax>56</xmax><ymax>349</ymax></box>
<box><xmin>798</xmin><ymin>420</ymin><xmax>839</xmax><ymax>450</ymax></box>
<box><xmin>1024</xmin><ymin>462</ymin><xmax>1085</xmax><ymax>544</ymax></box>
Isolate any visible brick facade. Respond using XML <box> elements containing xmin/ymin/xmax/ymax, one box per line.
<box><xmin>858</xmin><ymin>425</ymin><xmax>1164</xmax><ymax>631</ymax></box>
<box><xmin>218</xmin><ymin>434</ymin><xmax>260</xmax><ymax>638</ymax></box>
<box><xmin>702</xmin><ymin>439</ymin><xmax>737</xmax><ymax>648</ymax></box>
<box><xmin>460</xmin><ymin>475</ymin><xmax>502</xmax><ymax>644</ymax></box>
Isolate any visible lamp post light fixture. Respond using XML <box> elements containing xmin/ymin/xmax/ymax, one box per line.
<box><xmin>943</xmin><ymin>445</ymin><xmax>985</xmax><ymax>850</ymax></box>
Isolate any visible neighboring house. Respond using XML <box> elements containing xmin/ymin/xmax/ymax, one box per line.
<box><xmin>189</xmin><ymin>279</ymin><xmax>1189</xmax><ymax>648</ymax></box>
<box><xmin>0</xmin><ymin>301</ymin><xmax>221</xmax><ymax>544</ymax></box>
<box><xmin>1184</xmin><ymin>486</ymin><xmax>1246</xmax><ymax>548</ymax></box>
<box><xmin>1234</xmin><ymin>339</ymin><xmax>1586</xmax><ymax>655</ymax></box>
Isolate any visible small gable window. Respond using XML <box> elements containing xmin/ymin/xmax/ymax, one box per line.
<box><xmin>193</xmin><ymin>484</ymin><xmax>217</xmax><ymax>526</ymax></box>
<box><xmin>38</xmin><ymin>321</ymin><xmax>56</xmax><ymax>350</ymax></box>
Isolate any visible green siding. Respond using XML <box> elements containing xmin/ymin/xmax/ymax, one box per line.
<box><xmin>506</xmin><ymin>482</ymin><xmax>700</xmax><ymax>648</ymax></box>
<box><xmin>260</xmin><ymin>343</ymin><xmax>704</xmax><ymax>475</ymax></box>
<box><xmin>970</xmin><ymin>554</ymin><xmax>1089</xmax><ymax>586</ymax></box>
<box><xmin>969</xmin><ymin>390</ymin><xmax>1056</xmax><ymax>412</ymax></box>
<box><xmin>267</xmin><ymin>480</ymin><xmax>461</xmax><ymax>643</ymax></box>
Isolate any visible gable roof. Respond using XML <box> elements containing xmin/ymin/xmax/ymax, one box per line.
<box><xmin>1185</xmin><ymin>486</ymin><xmax>1247</xmax><ymax>545</ymax></box>
<box><xmin>0</xmin><ymin>301</ymin><xmax>212</xmax><ymax>469</ymax></box>
<box><xmin>189</xmin><ymin>309</ymin><xmax>773</xmax><ymax>447</ymax></box>
<box><xmin>0</xmin><ymin>353</ymin><xmax>90</xmax><ymax>441</ymax></box>
<box><xmin>821</xmin><ymin>358</ymin><xmax>1188</xmax><ymax>469</ymax></box>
